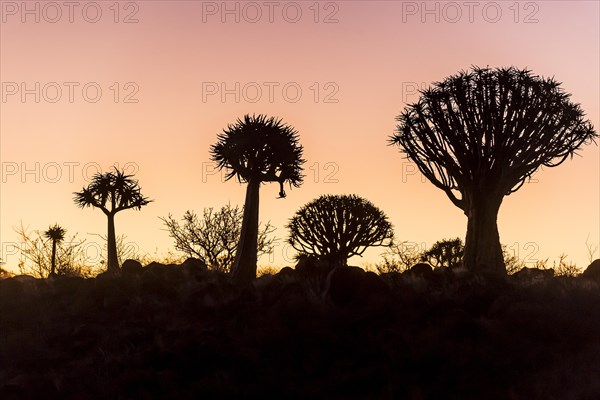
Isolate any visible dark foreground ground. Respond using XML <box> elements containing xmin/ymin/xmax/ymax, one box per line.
<box><xmin>2</xmin><ymin>260</ymin><xmax>600</xmax><ymax>400</ymax></box>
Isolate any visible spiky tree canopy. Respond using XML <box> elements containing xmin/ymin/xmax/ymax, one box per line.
<box><xmin>210</xmin><ymin>114</ymin><xmax>305</xmax><ymax>198</ymax></box>
<box><xmin>390</xmin><ymin>66</ymin><xmax>597</xmax><ymax>210</ymax></box>
<box><xmin>73</xmin><ymin>167</ymin><xmax>152</xmax><ymax>215</ymax></box>
<box><xmin>44</xmin><ymin>224</ymin><xmax>67</xmax><ymax>276</ymax></box>
<box><xmin>44</xmin><ymin>224</ymin><xmax>66</xmax><ymax>242</ymax></box>
<box><xmin>73</xmin><ymin>167</ymin><xmax>151</xmax><ymax>273</ymax></box>
<box><xmin>288</xmin><ymin>194</ymin><xmax>394</xmax><ymax>265</ymax></box>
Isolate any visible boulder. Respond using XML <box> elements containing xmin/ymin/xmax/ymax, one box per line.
<box><xmin>582</xmin><ymin>259</ymin><xmax>600</xmax><ymax>281</ymax></box>
<box><xmin>409</xmin><ymin>262</ymin><xmax>433</xmax><ymax>276</ymax></box>
<box><xmin>181</xmin><ymin>257</ymin><xmax>208</xmax><ymax>272</ymax></box>
<box><xmin>295</xmin><ymin>255</ymin><xmax>333</xmax><ymax>276</ymax></box>
<box><xmin>272</xmin><ymin>266</ymin><xmax>298</xmax><ymax>285</ymax></box>
<box><xmin>512</xmin><ymin>267</ymin><xmax>554</xmax><ymax>283</ymax></box>
<box><xmin>325</xmin><ymin>266</ymin><xmax>389</xmax><ymax>307</ymax></box>
<box><xmin>10</xmin><ymin>274</ymin><xmax>36</xmax><ymax>283</ymax></box>
<box><xmin>325</xmin><ymin>266</ymin><xmax>365</xmax><ymax>306</ymax></box>
<box><xmin>277</xmin><ymin>266</ymin><xmax>296</xmax><ymax>278</ymax></box>
<box><xmin>252</xmin><ymin>267</ymin><xmax>298</xmax><ymax>305</ymax></box>
<box><xmin>361</xmin><ymin>271</ymin><xmax>391</xmax><ymax>304</ymax></box>
<box><xmin>143</xmin><ymin>261</ymin><xmax>171</xmax><ymax>274</ymax></box>
<box><xmin>294</xmin><ymin>256</ymin><xmax>334</xmax><ymax>296</ymax></box>
<box><xmin>122</xmin><ymin>259</ymin><xmax>143</xmax><ymax>275</ymax></box>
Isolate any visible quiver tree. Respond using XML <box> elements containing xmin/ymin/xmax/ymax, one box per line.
<box><xmin>287</xmin><ymin>194</ymin><xmax>394</xmax><ymax>266</ymax></box>
<box><xmin>44</xmin><ymin>224</ymin><xmax>66</xmax><ymax>276</ymax></box>
<box><xmin>390</xmin><ymin>66</ymin><xmax>597</xmax><ymax>273</ymax></box>
<box><xmin>16</xmin><ymin>224</ymin><xmax>89</xmax><ymax>278</ymax></box>
<box><xmin>73</xmin><ymin>167</ymin><xmax>152</xmax><ymax>273</ymax></box>
<box><xmin>421</xmin><ymin>238</ymin><xmax>464</xmax><ymax>268</ymax></box>
<box><xmin>210</xmin><ymin>114</ymin><xmax>304</xmax><ymax>283</ymax></box>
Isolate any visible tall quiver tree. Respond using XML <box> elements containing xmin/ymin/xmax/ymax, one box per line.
<box><xmin>73</xmin><ymin>167</ymin><xmax>152</xmax><ymax>273</ymax></box>
<box><xmin>44</xmin><ymin>224</ymin><xmax>66</xmax><ymax>276</ymax></box>
<box><xmin>211</xmin><ymin>114</ymin><xmax>305</xmax><ymax>283</ymax></box>
<box><xmin>390</xmin><ymin>66</ymin><xmax>597</xmax><ymax>274</ymax></box>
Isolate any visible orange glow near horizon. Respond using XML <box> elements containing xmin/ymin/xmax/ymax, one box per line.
<box><xmin>1</xmin><ymin>1</ymin><xmax>599</xmax><ymax>272</ymax></box>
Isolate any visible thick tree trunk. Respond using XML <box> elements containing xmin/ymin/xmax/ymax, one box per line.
<box><xmin>50</xmin><ymin>241</ymin><xmax>57</xmax><ymax>276</ymax></box>
<box><xmin>106</xmin><ymin>213</ymin><xmax>120</xmax><ymax>273</ymax></box>
<box><xmin>232</xmin><ymin>180</ymin><xmax>260</xmax><ymax>283</ymax></box>
<box><xmin>463</xmin><ymin>194</ymin><xmax>506</xmax><ymax>274</ymax></box>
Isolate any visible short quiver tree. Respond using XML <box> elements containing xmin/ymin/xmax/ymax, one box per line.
<box><xmin>44</xmin><ymin>224</ymin><xmax>66</xmax><ymax>276</ymax></box>
<box><xmin>210</xmin><ymin>114</ymin><xmax>305</xmax><ymax>283</ymax></box>
<box><xmin>390</xmin><ymin>66</ymin><xmax>597</xmax><ymax>273</ymax></box>
<box><xmin>287</xmin><ymin>194</ymin><xmax>394</xmax><ymax>266</ymax></box>
<box><xmin>73</xmin><ymin>167</ymin><xmax>152</xmax><ymax>273</ymax></box>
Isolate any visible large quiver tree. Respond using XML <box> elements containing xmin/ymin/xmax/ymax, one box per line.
<box><xmin>211</xmin><ymin>114</ymin><xmax>304</xmax><ymax>283</ymax></box>
<box><xmin>390</xmin><ymin>66</ymin><xmax>597</xmax><ymax>273</ymax></box>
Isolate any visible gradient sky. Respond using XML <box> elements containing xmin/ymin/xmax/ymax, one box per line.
<box><xmin>1</xmin><ymin>0</ymin><xmax>599</xmax><ymax>272</ymax></box>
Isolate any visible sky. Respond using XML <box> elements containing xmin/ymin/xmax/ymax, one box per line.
<box><xmin>1</xmin><ymin>0</ymin><xmax>599</xmax><ymax>273</ymax></box>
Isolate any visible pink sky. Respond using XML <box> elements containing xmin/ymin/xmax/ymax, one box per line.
<box><xmin>1</xmin><ymin>1</ymin><xmax>599</xmax><ymax>272</ymax></box>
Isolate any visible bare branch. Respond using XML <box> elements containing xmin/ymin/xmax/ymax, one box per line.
<box><xmin>161</xmin><ymin>204</ymin><xmax>277</xmax><ymax>273</ymax></box>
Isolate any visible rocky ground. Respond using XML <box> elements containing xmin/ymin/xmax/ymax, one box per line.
<box><xmin>2</xmin><ymin>259</ymin><xmax>600</xmax><ymax>399</ymax></box>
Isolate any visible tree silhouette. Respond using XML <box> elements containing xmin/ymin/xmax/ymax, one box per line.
<box><xmin>288</xmin><ymin>194</ymin><xmax>394</xmax><ymax>267</ymax></box>
<box><xmin>160</xmin><ymin>204</ymin><xmax>277</xmax><ymax>273</ymax></box>
<box><xmin>375</xmin><ymin>241</ymin><xmax>423</xmax><ymax>274</ymax></box>
<box><xmin>73</xmin><ymin>167</ymin><xmax>152</xmax><ymax>273</ymax></box>
<box><xmin>16</xmin><ymin>224</ymin><xmax>90</xmax><ymax>278</ymax></box>
<box><xmin>390</xmin><ymin>66</ymin><xmax>597</xmax><ymax>273</ymax></box>
<box><xmin>211</xmin><ymin>114</ymin><xmax>304</xmax><ymax>283</ymax></box>
<box><xmin>44</xmin><ymin>224</ymin><xmax>66</xmax><ymax>276</ymax></box>
<box><xmin>421</xmin><ymin>238</ymin><xmax>464</xmax><ymax>268</ymax></box>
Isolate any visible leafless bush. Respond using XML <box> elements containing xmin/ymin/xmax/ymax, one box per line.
<box><xmin>373</xmin><ymin>241</ymin><xmax>422</xmax><ymax>274</ymax></box>
<box><xmin>503</xmin><ymin>245</ymin><xmax>526</xmax><ymax>275</ymax></box>
<box><xmin>161</xmin><ymin>204</ymin><xmax>276</xmax><ymax>273</ymax></box>
<box><xmin>553</xmin><ymin>254</ymin><xmax>582</xmax><ymax>277</ymax></box>
<box><xmin>585</xmin><ymin>235</ymin><xmax>599</xmax><ymax>264</ymax></box>
<box><xmin>15</xmin><ymin>224</ymin><xmax>94</xmax><ymax>278</ymax></box>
